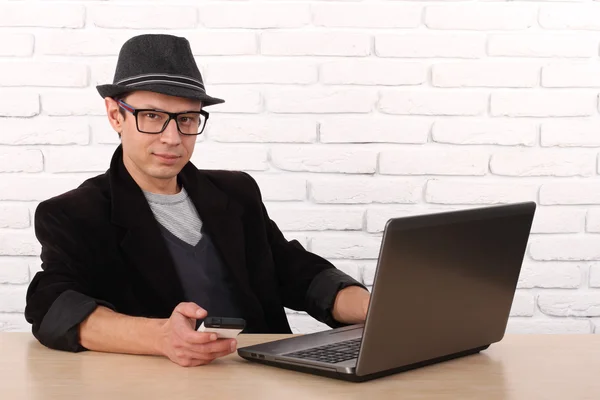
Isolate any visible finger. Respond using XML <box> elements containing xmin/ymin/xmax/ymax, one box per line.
<box><xmin>207</xmin><ymin>348</ymin><xmax>237</xmax><ymax>360</ymax></box>
<box><xmin>178</xmin><ymin>328</ymin><xmax>219</xmax><ymax>345</ymax></box>
<box><xmin>187</xmin><ymin>338</ymin><xmax>237</xmax><ymax>354</ymax></box>
<box><xmin>182</xmin><ymin>341</ymin><xmax>236</xmax><ymax>362</ymax></box>
<box><xmin>174</xmin><ymin>302</ymin><xmax>207</xmax><ymax>320</ymax></box>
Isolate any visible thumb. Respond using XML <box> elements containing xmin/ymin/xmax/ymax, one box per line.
<box><xmin>174</xmin><ymin>302</ymin><xmax>207</xmax><ymax>320</ymax></box>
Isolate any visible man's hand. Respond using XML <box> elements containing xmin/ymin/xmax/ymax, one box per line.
<box><xmin>332</xmin><ymin>286</ymin><xmax>371</xmax><ymax>325</ymax></box>
<box><xmin>157</xmin><ymin>302</ymin><xmax>237</xmax><ymax>367</ymax></box>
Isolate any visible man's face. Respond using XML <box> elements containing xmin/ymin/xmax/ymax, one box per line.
<box><xmin>106</xmin><ymin>90</ymin><xmax>201</xmax><ymax>183</ymax></box>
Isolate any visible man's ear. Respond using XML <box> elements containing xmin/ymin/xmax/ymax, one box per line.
<box><xmin>105</xmin><ymin>97</ymin><xmax>124</xmax><ymax>134</ymax></box>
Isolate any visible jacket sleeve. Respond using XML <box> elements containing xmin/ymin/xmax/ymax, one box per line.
<box><xmin>24</xmin><ymin>200</ymin><xmax>115</xmax><ymax>352</ymax></box>
<box><xmin>242</xmin><ymin>173</ymin><xmax>367</xmax><ymax>329</ymax></box>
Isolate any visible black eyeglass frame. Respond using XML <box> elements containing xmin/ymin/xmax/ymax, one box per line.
<box><xmin>117</xmin><ymin>99</ymin><xmax>209</xmax><ymax>136</ymax></box>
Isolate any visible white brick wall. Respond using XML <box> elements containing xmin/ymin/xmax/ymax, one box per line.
<box><xmin>2</xmin><ymin>0</ymin><xmax>600</xmax><ymax>336</ymax></box>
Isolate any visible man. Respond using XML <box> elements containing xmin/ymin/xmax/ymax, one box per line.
<box><xmin>24</xmin><ymin>34</ymin><xmax>370</xmax><ymax>367</ymax></box>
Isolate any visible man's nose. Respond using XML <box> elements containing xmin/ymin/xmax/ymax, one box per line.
<box><xmin>160</xmin><ymin>118</ymin><xmax>182</xmax><ymax>145</ymax></box>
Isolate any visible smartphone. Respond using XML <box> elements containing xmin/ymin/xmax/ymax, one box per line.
<box><xmin>197</xmin><ymin>317</ymin><xmax>246</xmax><ymax>339</ymax></box>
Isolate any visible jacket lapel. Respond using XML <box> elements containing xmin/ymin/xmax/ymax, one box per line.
<box><xmin>180</xmin><ymin>165</ymin><xmax>264</xmax><ymax>322</ymax></box>
<box><xmin>109</xmin><ymin>146</ymin><xmax>185</xmax><ymax>311</ymax></box>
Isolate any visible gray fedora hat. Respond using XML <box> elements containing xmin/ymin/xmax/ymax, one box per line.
<box><xmin>96</xmin><ymin>34</ymin><xmax>224</xmax><ymax>107</ymax></box>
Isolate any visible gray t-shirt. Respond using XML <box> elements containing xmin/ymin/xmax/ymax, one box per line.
<box><xmin>143</xmin><ymin>187</ymin><xmax>202</xmax><ymax>246</ymax></box>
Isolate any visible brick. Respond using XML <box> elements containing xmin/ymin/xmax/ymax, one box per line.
<box><xmin>0</xmin><ymin>148</ymin><xmax>43</xmax><ymax>173</ymax></box>
<box><xmin>0</xmin><ymin>91</ymin><xmax>39</xmax><ymax>117</ymax></box>
<box><xmin>491</xmin><ymin>91</ymin><xmax>596</xmax><ymax>117</ymax></box>
<box><xmin>531</xmin><ymin>207</ymin><xmax>586</xmax><ymax>234</ymax></box>
<box><xmin>312</xmin><ymin>3</ymin><xmax>421</xmax><ymax>28</ymax></box>
<box><xmin>0</xmin><ymin>4</ymin><xmax>84</xmax><ymax>28</ymax></box>
<box><xmin>266</xmin><ymin>87</ymin><xmax>375</xmax><ymax>114</ymax></box>
<box><xmin>91</xmin><ymin>62</ymin><xmax>117</xmax><ymax>87</ymax></box>
<box><xmin>320</xmin><ymin>116</ymin><xmax>429</xmax><ymax>144</ymax></box>
<box><xmin>0</xmin><ymin>33</ymin><xmax>34</xmax><ymax>56</ymax></box>
<box><xmin>0</xmin><ymin>175</ymin><xmax>93</xmax><ymax>201</ymax></box>
<box><xmin>311</xmin><ymin>234</ymin><xmax>382</xmax><ymax>260</ymax></box>
<box><xmin>187</xmin><ymin>31</ymin><xmax>257</xmax><ymax>55</ymax></box>
<box><xmin>0</xmin><ymin>285</ymin><xmax>27</xmax><ymax>312</ymax></box>
<box><xmin>380</xmin><ymin>148</ymin><xmax>489</xmax><ymax>176</ymax></box>
<box><xmin>529</xmin><ymin>236</ymin><xmax>600</xmax><ymax>261</ymax></box>
<box><xmin>432</xmin><ymin>62</ymin><xmax>539</xmax><ymax>88</ymax></box>
<box><xmin>0</xmin><ymin>231</ymin><xmax>40</xmax><ymax>257</ymax></box>
<box><xmin>0</xmin><ymin>118</ymin><xmax>89</xmax><ymax>145</ymax></box>
<box><xmin>491</xmin><ymin>150</ymin><xmax>596</xmax><ymax>177</ymax></box>
<box><xmin>585</xmin><ymin>210</ymin><xmax>600</xmax><ymax>233</ymax></box>
<box><xmin>432</xmin><ymin>119</ymin><xmax>536</xmax><ymax>146</ymax></box>
<box><xmin>42</xmin><ymin>92</ymin><xmax>105</xmax><ymax>116</ymax></box>
<box><xmin>379</xmin><ymin>91</ymin><xmax>487</xmax><ymax>116</ymax></box>
<box><xmin>190</xmin><ymin>145</ymin><xmax>267</xmax><ymax>171</ymax></box>
<box><xmin>426</xmin><ymin>180</ymin><xmax>538</xmax><ymax>205</ymax></box>
<box><xmin>36</xmin><ymin>31</ymin><xmax>129</xmax><ymax>56</ymax></box>
<box><xmin>0</xmin><ymin>257</ymin><xmax>30</xmax><ymax>284</ymax></box>
<box><xmin>29</xmin><ymin>259</ymin><xmax>43</xmax><ymax>280</ymax></box>
<box><xmin>360</xmin><ymin>261</ymin><xmax>380</xmax><ymax>286</ymax></box>
<box><xmin>506</xmin><ymin>319</ymin><xmax>591</xmax><ymax>334</ymax></box>
<box><xmin>539</xmin><ymin>293</ymin><xmax>600</xmax><ymax>317</ymax></box>
<box><xmin>205</xmin><ymin>60</ymin><xmax>317</xmax><ymax>84</ymax></box>
<box><xmin>287</xmin><ymin>314</ymin><xmax>329</xmax><ymax>334</ymax></box>
<box><xmin>282</xmin><ymin>233</ymin><xmax>308</xmax><ymax>250</ymax></box>
<box><xmin>90</xmin><ymin>117</ymin><xmax>120</xmax><ymax>145</ymax></box>
<box><xmin>208</xmin><ymin>116</ymin><xmax>316</xmax><ymax>143</ymax></box>
<box><xmin>90</xmin><ymin>5</ymin><xmax>197</xmax><ymax>29</ymax></box>
<box><xmin>271</xmin><ymin>146</ymin><xmax>377</xmax><ymax>174</ymax></box>
<box><xmin>591</xmin><ymin>265</ymin><xmax>600</xmax><ymax>287</ymax></box>
<box><xmin>263</xmin><ymin>206</ymin><xmax>364</xmax><ymax>231</ymax></box>
<box><xmin>0</xmin><ymin>63</ymin><xmax>88</xmax><ymax>88</ymax></box>
<box><xmin>376</xmin><ymin>33</ymin><xmax>486</xmax><ymax>59</ymax></box>
<box><xmin>543</xmin><ymin>63</ymin><xmax>600</xmax><ymax>88</ymax></box>
<box><xmin>517</xmin><ymin>263</ymin><xmax>582</xmax><ymax>289</ymax></box>
<box><xmin>199</xmin><ymin>3</ymin><xmax>309</xmax><ymax>28</ymax></box>
<box><xmin>248</xmin><ymin>174</ymin><xmax>306</xmax><ymax>201</ymax></box>
<box><xmin>540</xmin><ymin>4</ymin><xmax>600</xmax><ymax>30</ymax></box>
<box><xmin>488</xmin><ymin>33</ymin><xmax>598</xmax><ymax>58</ymax></box>
<box><xmin>426</xmin><ymin>4</ymin><xmax>536</xmax><ymax>30</ymax></box>
<box><xmin>204</xmin><ymin>87</ymin><xmax>262</xmax><ymax>114</ymax></box>
<box><xmin>0</xmin><ymin>313</ymin><xmax>30</xmax><ymax>332</ymax></box>
<box><xmin>0</xmin><ymin>205</ymin><xmax>30</xmax><ymax>229</ymax></box>
<box><xmin>261</xmin><ymin>31</ymin><xmax>370</xmax><ymax>56</ymax></box>
<box><xmin>310</xmin><ymin>177</ymin><xmax>422</xmax><ymax>204</ymax></box>
<box><xmin>540</xmin><ymin>183</ymin><xmax>600</xmax><ymax>205</ymax></box>
<box><xmin>43</xmin><ymin>146</ymin><xmax>116</xmax><ymax>173</ymax></box>
<box><xmin>541</xmin><ymin>120</ymin><xmax>600</xmax><ymax>147</ymax></box>
<box><xmin>510</xmin><ymin>292</ymin><xmax>535</xmax><ymax>317</ymax></box>
<box><xmin>321</xmin><ymin>60</ymin><xmax>426</xmax><ymax>86</ymax></box>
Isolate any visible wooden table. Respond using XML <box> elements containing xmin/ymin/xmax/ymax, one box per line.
<box><xmin>1</xmin><ymin>333</ymin><xmax>599</xmax><ymax>399</ymax></box>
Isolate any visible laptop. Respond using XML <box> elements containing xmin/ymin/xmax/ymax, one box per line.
<box><xmin>237</xmin><ymin>202</ymin><xmax>536</xmax><ymax>382</ymax></box>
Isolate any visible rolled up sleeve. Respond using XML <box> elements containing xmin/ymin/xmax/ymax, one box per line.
<box><xmin>305</xmin><ymin>268</ymin><xmax>367</xmax><ymax>328</ymax></box>
<box><xmin>25</xmin><ymin>200</ymin><xmax>113</xmax><ymax>352</ymax></box>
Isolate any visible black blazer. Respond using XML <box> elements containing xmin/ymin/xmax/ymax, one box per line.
<box><xmin>24</xmin><ymin>145</ymin><xmax>363</xmax><ymax>352</ymax></box>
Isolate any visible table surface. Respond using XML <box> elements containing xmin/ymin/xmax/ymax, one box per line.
<box><xmin>1</xmin><ymin>333</ymin><xmax>599</xmax><ymax>400</ymax></box>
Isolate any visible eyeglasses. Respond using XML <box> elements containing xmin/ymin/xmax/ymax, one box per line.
<box><xmin>117</xmin><ymin>100</ymin><xmax>209</xmax><ymax>136</ymax></box>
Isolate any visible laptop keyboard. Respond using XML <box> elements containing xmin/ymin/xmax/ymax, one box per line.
<box><xmin>283</xmin><ymin>338</ymin><xmax>361</xmax><ymax>364</ymax></box>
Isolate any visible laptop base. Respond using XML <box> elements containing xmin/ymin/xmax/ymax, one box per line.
<box><xmin>239</xmin><ymin>344</ymin><xmax>490</xmax><ymax>383</ymax></box>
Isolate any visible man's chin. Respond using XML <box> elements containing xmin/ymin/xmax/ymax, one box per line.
<box><xmin>148</xmin><ymin>165</ymin><xmax>182</xmax><ymax>180</ymax></box>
